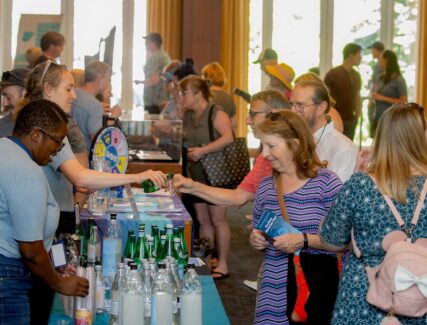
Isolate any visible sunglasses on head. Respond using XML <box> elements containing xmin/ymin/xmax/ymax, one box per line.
<box><xmin>266</xmin><ymin>111</ymin><xmax>298</xmax><ymax>136</ymax></box>
<box><xmin>393</xmin><ymin>102</ymin><xmax>426</xmax><ymax>130</ymax></box>
<box><xmin>40</xmin><ymin>60</ymin><xmax>57</xmax><ymax>83</ymax></box>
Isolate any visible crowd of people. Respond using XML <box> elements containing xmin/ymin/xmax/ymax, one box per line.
<box><xmin>0</xmin><ymin>28</ymin><xmax>425</xmax><ymax>325</ymax></box>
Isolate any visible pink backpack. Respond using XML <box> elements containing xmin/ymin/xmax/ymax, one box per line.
<box><xmin>352</xmin><ymin>177</ymin><xmax>427</xmax><ymax>317</ymax></box>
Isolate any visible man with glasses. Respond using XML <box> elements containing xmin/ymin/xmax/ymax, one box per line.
<box><xmin>291</xmin><ymin>80</ymin><xmax>358</xmax><ymax>182</ymax></box>
<box><xmin>0</xmin><ymin>68</ymin><xmax>30</xmax><ymax>137</ymax></box>
<box><xmin>324</xmin><ymin>43</ymin><xmax>362</xmax><ymax>140</ymax></box>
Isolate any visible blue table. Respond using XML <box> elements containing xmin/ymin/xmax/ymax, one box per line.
<box><xmin>49</xmin><ymin>276</ymin><xmax>230</xmax><ymax>325</ymax></box>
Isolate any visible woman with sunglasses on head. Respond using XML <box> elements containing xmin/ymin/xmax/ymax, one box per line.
<box><xmin>180</xmin><ymin>75</ymin><xmax>234</xmax><ymax>279</ymax></box>
<box><xmin>250</xmin><ymin>110</ymin><xmax>343</xmax><ymax>324</ymax></box>
<box><xmin>320</xmin><ymin>103</ymin><xmax>427</xmax><ymax>324</ymax></box>
<box><xmin>0</xmin><ymin>100</ymin><xmax>89</xmax><ymax>325</ymax></box>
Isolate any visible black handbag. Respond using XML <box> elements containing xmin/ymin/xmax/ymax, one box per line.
<box><xmin>200</xmin><ymin>104</ymin><xmax>250</xmax><ymax>189</ymax></box>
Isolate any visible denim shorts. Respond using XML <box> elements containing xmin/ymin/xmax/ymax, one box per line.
<box><xmin>0</xmin><ymin>254</ymin><xmax>32</xmax><ymax>325</ymax></box>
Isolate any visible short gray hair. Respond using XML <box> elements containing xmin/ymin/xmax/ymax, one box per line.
<box><xmin>251</xmin><ymin>90</ymin><xmax>290</xmax><ymax>110</ymax></box>
<box><xmin>85</xmin><ymin>60</ymin><xmax>112</xmax><ymax>83</ymax></box>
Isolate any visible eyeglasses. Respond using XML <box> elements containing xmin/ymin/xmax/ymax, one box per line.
<box><xmin>36</xmin><ymin>127</ymin><xmax>65</xmax><ymax>152</ymax></box>
<box><xmin>40</xmin><ymin>60</ymin><xmax>56</xmax><ymax>83</ymax></box>
<box><xmin>248</xmin><ymin>109</ymin><xmax>271</xmax><ymax>118</ymax></box>
<box><xmin>1</xmin><ymin>71</ymin><xmax>24</xmax><ymax>82</ymax></box>
<box><xmin>179</xmin><ymin>90</ymin><xmax>191</xmax><ymax>97</ymax></box>
<box><xmin>289</xmin><ymin>101</ymin><xmax>320</xmax><ymax>112</ymax></box>
<box><xmin>266</xmin><ymin>111</ymin><xmax>298</xmax><ymax>136</ymax></box>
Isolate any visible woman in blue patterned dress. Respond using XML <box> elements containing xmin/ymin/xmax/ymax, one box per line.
<box><xmin>320</xmin><ymin>103</ymin><xmax>427</xmax><ymax>324</ymax></box>
<box><xmin>250</xmin><ymin>111</ymin><xmax>343</xmax><ymax>324</ymax></box>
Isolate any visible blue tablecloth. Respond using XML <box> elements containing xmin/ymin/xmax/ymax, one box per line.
<box><xmin>49</xmin><ymin>276</ymin><xmax>230</xmax><ymax>325</ymax></box>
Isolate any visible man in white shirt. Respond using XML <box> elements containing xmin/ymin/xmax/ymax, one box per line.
<box><xmin>291</xmin><ymin>80</ymin><xmax>358</xmax><ymax>182</ymax></box>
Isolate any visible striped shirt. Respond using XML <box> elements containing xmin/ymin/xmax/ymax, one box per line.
<box><xmin>252</xmin><ymin>168</ymin><xmax>342</xmax><ymax>324</ymax></box>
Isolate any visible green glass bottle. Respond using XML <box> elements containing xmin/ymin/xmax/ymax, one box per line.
<box><xmin>173</xmin><ymin>238</ymin><xmax>186</xmax><ymax>266</ymax></box>
<box><xmin>147</xmin><ymin>236</ymin><xmax>155</xmax><ymax>259</ymax></box>
<box><xmin>162</xmin><ymin>224</ymin><xmax>175</xmax><ymax>259</ymax></box>
<box><xmin>135</xmin><ymin>224</ymin><xmax>148</xmax><ymax>265</ymax></box>
<box><xmin>73</xmin><ymin>204</ymin><xmax>87</xmax><ymax>265</ymax></box>
<box><xmin>178</xmin><ymin>225</ymin><xmax>189</xmax><ymax>263</ymax></box>
<box><xmin>151</xmin><ymin>225</ymin><xmax>160</xmax><ymax>253</ymax></box>
<box><xmin>123</xmin><ymin>230</ymin><xmax>137</xmax><ymax>259</ymax></box>
<box><xmin>156</xmin><ymin>235</ymin><xmax>166</xmax><ymax>262</ymax></box>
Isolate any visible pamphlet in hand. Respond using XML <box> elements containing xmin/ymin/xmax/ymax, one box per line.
<box><xmin>256</xmin><ymin>209</ymin><xmax>302</xmax><ymax>255</ymax></box>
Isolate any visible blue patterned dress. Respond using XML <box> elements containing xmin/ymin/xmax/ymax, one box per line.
<box><xmin>321</xmin><ymin>173</ymin><xmax>427</xmax><ymax>324</ymax></box>
<box><xmin>252</xmin><ymin>168</ymin><xmax>342</xmax><ymax>324</ymax></box>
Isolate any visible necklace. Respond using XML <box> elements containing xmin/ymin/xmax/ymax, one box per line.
<box><xmin>315</xmin><ymin>122</ymin><xmax>328</xmax><ymax>146</ymax></box>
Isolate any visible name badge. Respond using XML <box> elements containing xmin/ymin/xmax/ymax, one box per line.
<box><xmin>49</xmin><ymin>241</ymin><xmax>67</xmax><ymax>269</ymax></box>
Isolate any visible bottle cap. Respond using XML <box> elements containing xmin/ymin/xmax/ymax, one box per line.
<box><xmin>138</xmin><ymin>223</ymin><xmax>146</xmax><ymax>230</ymax></box>
<box><xmin>187</xmin><ymin>263</ymin><xmax>195</xmax><ymax>269</ymax></box>
<box><xmin>173</xmin><ymin>238</ymin><xmax>181</xmax><ymax>243</ymax></box>
<box><xmin>110</xmin><ymin>213</ymin><xmax>117</xmax><ymax>220</ymax></box>
<box><xmin>149</xmin><ymin>257</ymin><xmax>156</xmax><ymax>264</ymax></box>
<box><xmin>95</xmin><ymin>265</ymin><xmax>102</xmax><ymax>271</ymax></box>
<box><xmin>117</xmin><ymin>262</ymin><xmax>125</xmax><ymax>269</ymax></box>
<box><xmin>128</xmin><ymin>230</ymin><xmax>134</xmax><ymax>235</ymax></box>
<box><xmin>130</xmin><ymin>263</ymin><xmax>138</xmax><ymax>270</ymax></box>
<box><xmin>160</xmin><ymin>235</ymin><xmax>166</xmax><ymax>240</ymax></box>
<box><xmin>158</xmin><ymin>263</ymin><xmax>166</xmax><ymax>269</ymax></box>
<box><xmin>166</xmin><ymin>224</ymin><xmax>173</xmax><ymax>229</ymax></box>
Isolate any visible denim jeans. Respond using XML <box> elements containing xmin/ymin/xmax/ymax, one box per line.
<box><xmin>0</xmin><ymin>254</ymin><xmax>32</xmax><ymax>325</ymax></box>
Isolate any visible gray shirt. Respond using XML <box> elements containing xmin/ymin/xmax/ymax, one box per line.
<box><xmin>143</xmin><ymin>49</ymin><xmax>171</xmax><ymax>106</ymax></box>
<box><xmin>375</xmin><ymin>75</ymin><xmax>407</xmax><ymax>115</ymax></box>
<box><xmin>0</xmin><ymin>138</ymin><xmax>59</xmax><ymax>258</ymax></box>
<box><xmin>0</xmin><ymin>114</ymin><xmax>14</xmax><ymax>138</ymax></box>
<box><xmin>72</xmin><ymin>88</ymin><xmax>104</xmax><ymax>154</ymax></box>
<box><xmin>42</xmin><ymin>138</ymin><xmax>75</xmax><ymax>212</ymax></box>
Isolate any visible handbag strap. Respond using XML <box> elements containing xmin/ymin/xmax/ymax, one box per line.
<box><xmin>352</xmin><ymin>175</ymin><xmax>427</xmax><ymax>258</ymax></box>
<box><xmin>207</xmin><ymin>103</ymin><xmax>216</xmax><ymax>142</ymax></box>
<box><xmin>275</xmin><ymin>175</ymin><xmax>290</xmax><ymax>222</ymax></box>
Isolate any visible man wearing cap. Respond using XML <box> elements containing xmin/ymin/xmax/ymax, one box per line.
<box><xmin>135</xmin><ymin>32</ymin><xmax>171</xmax><ymax>114</ymax></box>
<box><xmin>367</xmin><ymin>41</ymin><xmax>385</xmax><ymax>136</ymax></box>
<box><xmin>0</xmin><ymin>68</ymin><xmax>29</xmax><ymax>137</ymax></box>
<box><xmin>32</xmin><ymin>31</ymin><xmax>65</xmax><ymax>68</ymax></box>
<box><xmin>324</xmin><ymin>43</ymin><xmax>362</xmax><ymax>140</ymax></box>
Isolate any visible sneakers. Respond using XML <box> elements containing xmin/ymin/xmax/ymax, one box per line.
<box><xmin>243</xmin><ymin>280</ymin><xmax>257</xmax><ymax>291</ymax></box>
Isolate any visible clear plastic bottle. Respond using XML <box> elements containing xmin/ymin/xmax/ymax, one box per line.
<box><xmin>102</xmin><ymin>214</ymin><xmax>122</xmax><ymax>280</ymax></box>
<box><xmin>87</xmin><ymin>225</ymin><xmax>101</xmax><ymax>265</ymax></box>
<box><xmin>149</xmin><ymin>258</ymin><xmax>158</xmax><ymax>281</ymax></box>
<box><xmin>121</xmin><ymin>264</ymin><xmax>145</xmax><ymax>325</ymax></box>
<box><xmin>180</xmin><ymin>264</ymin><xmax>202</xmax><ymax>325</ymax></box>
<box><xmin>74</xmin><ymin>266</ymin><xmax>93</xmax><ymax>325</ymax></box>
<box><xmin>151</xmin><ymin>264</ymin><xmax>173</xmax><ymax>325</ymax></box>
<box><xmin>178</xmin><ymin>225</ymin><xmax>189</xmax><ymax>263</ymax></box>
<box><xmin>165</xmin><ymin>260</ymin><xmax>178</xmax><ymax>316</ymax></box>
<box><xmin>95</xmin><ymin>265</ymin><xmax>106</xmax><ymax>314</ymax></box>
<box><xmin>142</xmin><ymin>261</ymin><xmax>153</xmax><ymax>323</ymax></box>
<box><xmin>110</xmin><ymin>263</ymin><xmax>126</xmax><ymax>325</ymax></box>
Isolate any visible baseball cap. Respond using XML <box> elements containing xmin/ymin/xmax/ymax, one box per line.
<box><xmin>367</xmin><ymin>41</ymin><xmax>385</xmax><ymax>51</ymax></box>
<box><xmin>143</xmin><ymin>32</ymin><xmax>163</xmax><ymax>46</ymax></box>
<box><xmin>253</xmin><ymin>48</ymin><xmax>278</xmax><ymax>64</ymax></box>
<box><xmin>0</xmin><ymin>68</ymin><xmax>30</xmax><ymax>88</ymax></box>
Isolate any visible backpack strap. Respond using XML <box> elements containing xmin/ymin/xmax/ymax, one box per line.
<box><xmin>352</xmin><ymin>175</ymin><xmax>427</xmax><ymax>258</ymax></box>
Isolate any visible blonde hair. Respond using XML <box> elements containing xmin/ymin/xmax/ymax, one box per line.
<box><xmin>368</xmin><ymin>103</ymin><xmax>427</xmax><ymax>203</ymax></box>
<box><xmin>257</xmin><ymin>110</ymin><xmax>327</xmax><ymax>179</ymax></box>
<box><xmin>25</xmin><ymin>47</ymin><xmax>42</xmax><ymax>66</ymax></box>
<box><xmin>71</xmin><ymin>69</ymin><xmax>85</xmax><ymax>88</ymax></box>
<box><xmin>201</xmin><ymin>62</ymin><xmax>227</xmax><ymax>87</ymax></box>
<box><xmin>14</xmin><ymin>61</ymin><xmax>68</xmax><ymax>120</ymax></box>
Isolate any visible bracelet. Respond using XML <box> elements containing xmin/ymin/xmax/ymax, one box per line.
<box><xmin>303</xmin><ymin>233</ymin><xmax>308</xmax><ymax>249</ymax></box>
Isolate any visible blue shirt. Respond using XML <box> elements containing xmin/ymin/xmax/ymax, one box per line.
<box><xmin>0</xmin><ymin>138</ymin><xmax>59</xmax><ymax>258</ymax></box>
<box><xmin>71</xmin><ymin>88</ymin><xmax>103</xmax><ymax>154</ymax></box>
